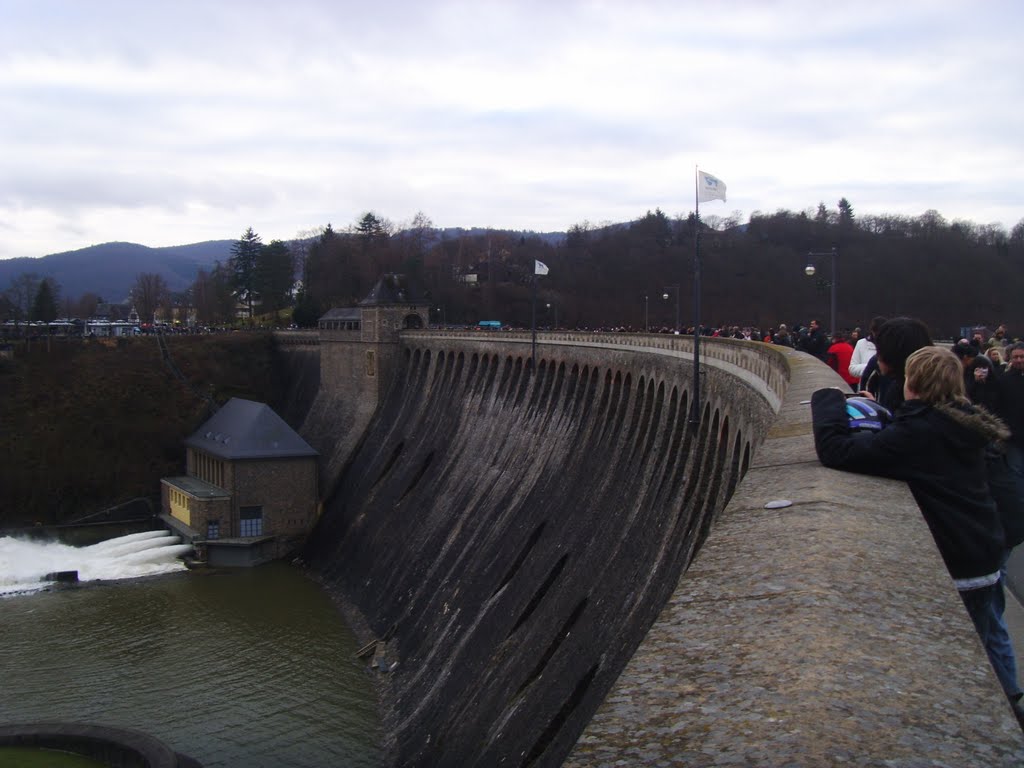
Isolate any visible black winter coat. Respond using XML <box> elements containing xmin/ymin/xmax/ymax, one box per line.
<box><xmin>995</xmin><ymin>367</ymin><xmax>1024</xmax><ymax>448</ymax></box>
<box><xmin>811</xmin><ymin>388</ymin><xmax>1006</xmax><ymax>581</ymax></box>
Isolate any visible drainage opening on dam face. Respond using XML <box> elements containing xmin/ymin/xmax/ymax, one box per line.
<box><xmin>516</xmin><ymin>597</ymin><xmax>589</xmax><ymax>697</ymax></box>
<box><xmin>373</xmin><ymin>441</ymin><xmax>405</xmax><ymax>488</ymax></box>
<box><xmin>510</xmin><ymin>553</ymin><xmax>569</xmax><ymax>635</ymax></box>
<box><xmin>523</xmin><ymin>663</ymin><xmax>600</xmax><ymax>768</ymax></box>
<box><xmin>724</xmin><ymin>430</ymin><xmax>745</xmax><ymax>502</ymax></box>
<box><xmin>400</xmin><ymin>450</ymin><xmax>435</xmax><ymax>501</ymax></box>
<box><xmin>492</xmin><ymin>522</ymin><xmax>547</xmax><ymax>599</ymax></box>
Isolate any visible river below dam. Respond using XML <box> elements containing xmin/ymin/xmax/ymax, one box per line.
<box><xmin>0</xmin><ymin>534</ymin><xmax>385</xmax><ymax>768</ymax></box>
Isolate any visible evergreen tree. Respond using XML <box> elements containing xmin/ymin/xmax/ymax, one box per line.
<box><xmin>838</xmin><ymin>198</ymin><xmax>855</xmax><ymax>228</ymax></box>
<box><xmin>253</xmin><ymin>239</ymin><xmax>294</xmax><ymax>321</ymax></box>
<box><xmin>355</xmin><ymin>211</ymin><xmax>393</xmax><ymax>277</ymax></box>
<box><xmin>30</xmin><ymin>277</ymin><xmax>59</xmax><ymax>322</ymax></box>
<box><xmin>356</xmin><ymin>212</ymin><xmax>389</xmax><ymax>243</ymax></box>
<box><xmin>230</xmin><ymin>227</ymin><xmax>263</xmax><ymax>318</ymax></box>
<box><xmin>291</xmin><ymin>290</ymin><xmax>322</xmax><ymax>328</ymax></box>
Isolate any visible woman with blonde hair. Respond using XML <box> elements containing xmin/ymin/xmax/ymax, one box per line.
<box><xmin>988</xmin><ymin>345</ymin><xmax>1008</xmax><ymax>373</ymax></box>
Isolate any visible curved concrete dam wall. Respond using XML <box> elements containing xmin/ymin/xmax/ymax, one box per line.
<box><xmin>303</xmin><ymin>332</ymin><xmax>787</xmax><ymax>766</ymax></box>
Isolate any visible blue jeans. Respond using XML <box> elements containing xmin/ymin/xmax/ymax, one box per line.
<box><xmin>1005</xmin><ymin>443</ymin><xmax>1024</xmax><ymax>485</ymax></box>
<box><xmin>961</xmin><ymin>579</ymin><xmax>1021</xmax><ymax>699</ymax></box>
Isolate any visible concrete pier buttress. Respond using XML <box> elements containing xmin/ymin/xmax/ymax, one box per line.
<box><xmin>566</xmin><ymin>347</ymin><xmax>1024</xmax><ymax>767</ymax></box>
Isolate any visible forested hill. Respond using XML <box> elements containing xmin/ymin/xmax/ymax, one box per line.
<box><xmin>0</xmin><ymin>333</ymin><xmax>283</xmax><ymax>527</ymax></box>
<box><xmin>539</xmin><ymin>209</ymin><xmax>1024</xmax><ymax>337</ymax></box>
<box><xmin>0</xmin><ymin>240</ymin><xmax>235</xmax><ymax>303</ymax></box>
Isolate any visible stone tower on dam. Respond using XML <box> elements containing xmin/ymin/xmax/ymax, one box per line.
<box><xmin>297</xmin><ymin>275</ymin><xmax>430</xmax><ymax>492</ymax></box>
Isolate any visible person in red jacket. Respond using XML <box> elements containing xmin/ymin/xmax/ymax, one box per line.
<box><xmin>826</xmin><ymin>333</ymin><xmax>860</xmax><ymax>391</ymax></box>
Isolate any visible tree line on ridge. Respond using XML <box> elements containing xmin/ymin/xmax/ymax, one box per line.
<box><xmin>5</xmin><ymin>201</ymin><xmax>1024</xmax><ymax>338</ymax></box>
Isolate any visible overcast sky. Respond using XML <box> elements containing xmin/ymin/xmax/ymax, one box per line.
<box><xmin>2</xmin><ymin>0</ymin><xmax>1022</xmax><ymax>260</ymax></box>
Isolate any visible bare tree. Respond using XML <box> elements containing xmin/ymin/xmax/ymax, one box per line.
<box><xmin>132</xmin><ymin>273</ymin><xmax>169</xmax><ymax>325</ymax></box>
<box><xmin>4</xmin><ymin>272</ymin><xmax>41</xmax><ymax>327</ymax></box>
<box><xmin>74</xmin><ymin>292</ymin><xmax>101</xmax><ymax>320</ymax></box>
<box><xmin>1011</xmin><ymin>218</ymin><xmax>1024</xmax><ymax>247</ymax></box>
<box><xmin>192</xmin><ymin>264</ymin><xmax>236</xmax><ymax>326</ymax></box>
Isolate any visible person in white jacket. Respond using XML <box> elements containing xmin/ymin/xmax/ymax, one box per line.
<box><xmin>849</xmin><ymin>316</ymin><xmax>886</xmax><ymax>382</ymax></box>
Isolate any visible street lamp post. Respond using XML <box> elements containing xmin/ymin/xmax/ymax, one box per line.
<box><xmin>644</xmin><ymin>295</ymin><xmax>649</xmax><ymax>332</ymax></box>
<box><xmin>804</xmin><ymin>247</ymin><xmax>838</xmax><ymax>336</ymax></box>
<box><xmin>545</xmin><ymin>302</ymin><xmax>558</xmax><ymax>329</ymax></box>
<box><xmin>662</xmin><ymin>285</ymin><xmax>680</xmax><ymax>333</ymax></box>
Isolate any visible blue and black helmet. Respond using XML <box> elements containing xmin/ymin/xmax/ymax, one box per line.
<box><xmin>845</xmin><ymin>396</ymin><xmax>892</xmax><ymax>432</ymax></box>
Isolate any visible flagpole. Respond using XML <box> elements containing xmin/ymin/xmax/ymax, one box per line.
<box><xmin>531</xmin><ymin>269</ymin><xmax>537</xmax><ymax>371</ymax></box>
<box><xmin>691</xmin><ymin>167</ymin><xmax>701</xmax><ymax>432</ymax></box>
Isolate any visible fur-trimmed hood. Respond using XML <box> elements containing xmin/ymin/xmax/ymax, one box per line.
<box><xmin>932</xmin><ymin>400</ymin><xmax>1011</xmax><ymax>444</ymax></box>
<box><xmin>812</xmin><ymin>386</ymin><xmax>1007</xmax><ymax>582</ymax></box>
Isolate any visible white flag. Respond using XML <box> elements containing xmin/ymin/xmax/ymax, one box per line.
<box><xmin>697</xmin><ymin>171</ymin><xmax>727</xmax><ymax>203</ymax></box>
<box><xmin>535</xmin><ymin>260</ymin><xmax>549</xmax><ymax>276</ymax></box>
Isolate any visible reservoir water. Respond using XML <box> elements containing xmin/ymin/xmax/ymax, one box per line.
<box><xmin>0</xmin><ymin>535</ymin><xmax>385</xmax><ymax>768</ymax></box>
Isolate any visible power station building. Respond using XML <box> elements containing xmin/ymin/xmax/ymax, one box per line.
<box><xmin>161</xmin><ymin>397</ymin><xmax>319</xmax><ymax>566</ymax></box>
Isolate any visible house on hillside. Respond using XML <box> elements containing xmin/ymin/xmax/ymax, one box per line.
<box><xmin>161</xmin><ymin>398</ymin><xmax>319</xmax><ymax>567</ymax></box>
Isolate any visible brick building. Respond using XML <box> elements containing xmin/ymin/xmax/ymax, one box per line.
<box><xmin>161</xmin><ymin>398</ymin><xmax>319</xmax><ymax>566</ymax></box>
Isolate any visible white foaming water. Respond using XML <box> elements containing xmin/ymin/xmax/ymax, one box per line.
<box><xmin>0</xmin><ymin>530</ymin><xmax>190</xmax><ymax>596</ymax></box>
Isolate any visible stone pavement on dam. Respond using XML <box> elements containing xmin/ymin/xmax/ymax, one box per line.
<box><xmin>1006</xmin><ymin>550</ymin><xmax>1024</xmax><ymax>682</ymax></box>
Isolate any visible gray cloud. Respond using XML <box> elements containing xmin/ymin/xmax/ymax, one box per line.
<box><xmin>1</xmin><ymin>0</ymin><xmax>1022</xmax><ymax>259</ymax></box>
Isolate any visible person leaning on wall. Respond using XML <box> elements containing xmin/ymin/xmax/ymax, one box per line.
<box><xmin>811</xmin><ymin>345</ymin><xmax>1024</xmax><ymax>727</ymax></box>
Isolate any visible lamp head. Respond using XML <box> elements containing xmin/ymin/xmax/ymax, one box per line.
<box><xmin>804</xmin><ymin>264</ymin><xmax>816</xmax><ymax>277</ymax></box>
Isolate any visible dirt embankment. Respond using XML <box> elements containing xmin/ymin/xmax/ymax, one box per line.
<box><xmin>0</xmin><ymin>333</ymin><xmax>285</xmax><ymax>527</ymax></box>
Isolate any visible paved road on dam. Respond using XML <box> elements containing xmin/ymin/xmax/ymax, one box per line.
<box><xmin>1005</xmin><ymin>551</ymin><xmax>1024</xmax><ymax>665</ymax></box>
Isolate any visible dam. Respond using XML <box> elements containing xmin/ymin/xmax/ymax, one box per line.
<box><xmin>276</xmin><ymin>321</ymin><xmax>1024</xmax><ymax>766</ymax></box>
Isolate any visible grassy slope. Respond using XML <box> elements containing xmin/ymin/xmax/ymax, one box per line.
<box><xmin>0</xmin><ymin>333</ymin><xmax>282</xmax><ymax>527</ymax></box>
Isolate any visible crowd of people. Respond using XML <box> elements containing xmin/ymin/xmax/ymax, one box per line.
<box><xmin>804</xmin><ymin>317</ymin><xmax>1024</xmax><ymax>729</ymax></box>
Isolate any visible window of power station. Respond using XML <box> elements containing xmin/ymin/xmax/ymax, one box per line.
<box><xmin>239</xmin><ymin>506</ymin><xmax>263</xmax><ymax>537</ymax></box>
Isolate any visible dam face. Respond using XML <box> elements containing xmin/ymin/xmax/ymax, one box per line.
<box><xmin>303</xmin><ymin>332</ymin><xmax>786</xmax><ymax>767</ymax></box>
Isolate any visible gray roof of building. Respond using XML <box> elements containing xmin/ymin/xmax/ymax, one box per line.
<box><xmin>185</xmin><ymin>398</ymin><xmax>318</xmax><ymax>460</ymax></box>
<box><xmin>359</xmin><ymin>274</ymin><xmax>426</xmax><ymax>306</ymax></box>
<box><xmin>319</xmin><ymin>307</ymin><xmax>362</xmax><ymax>321</ymax></box>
